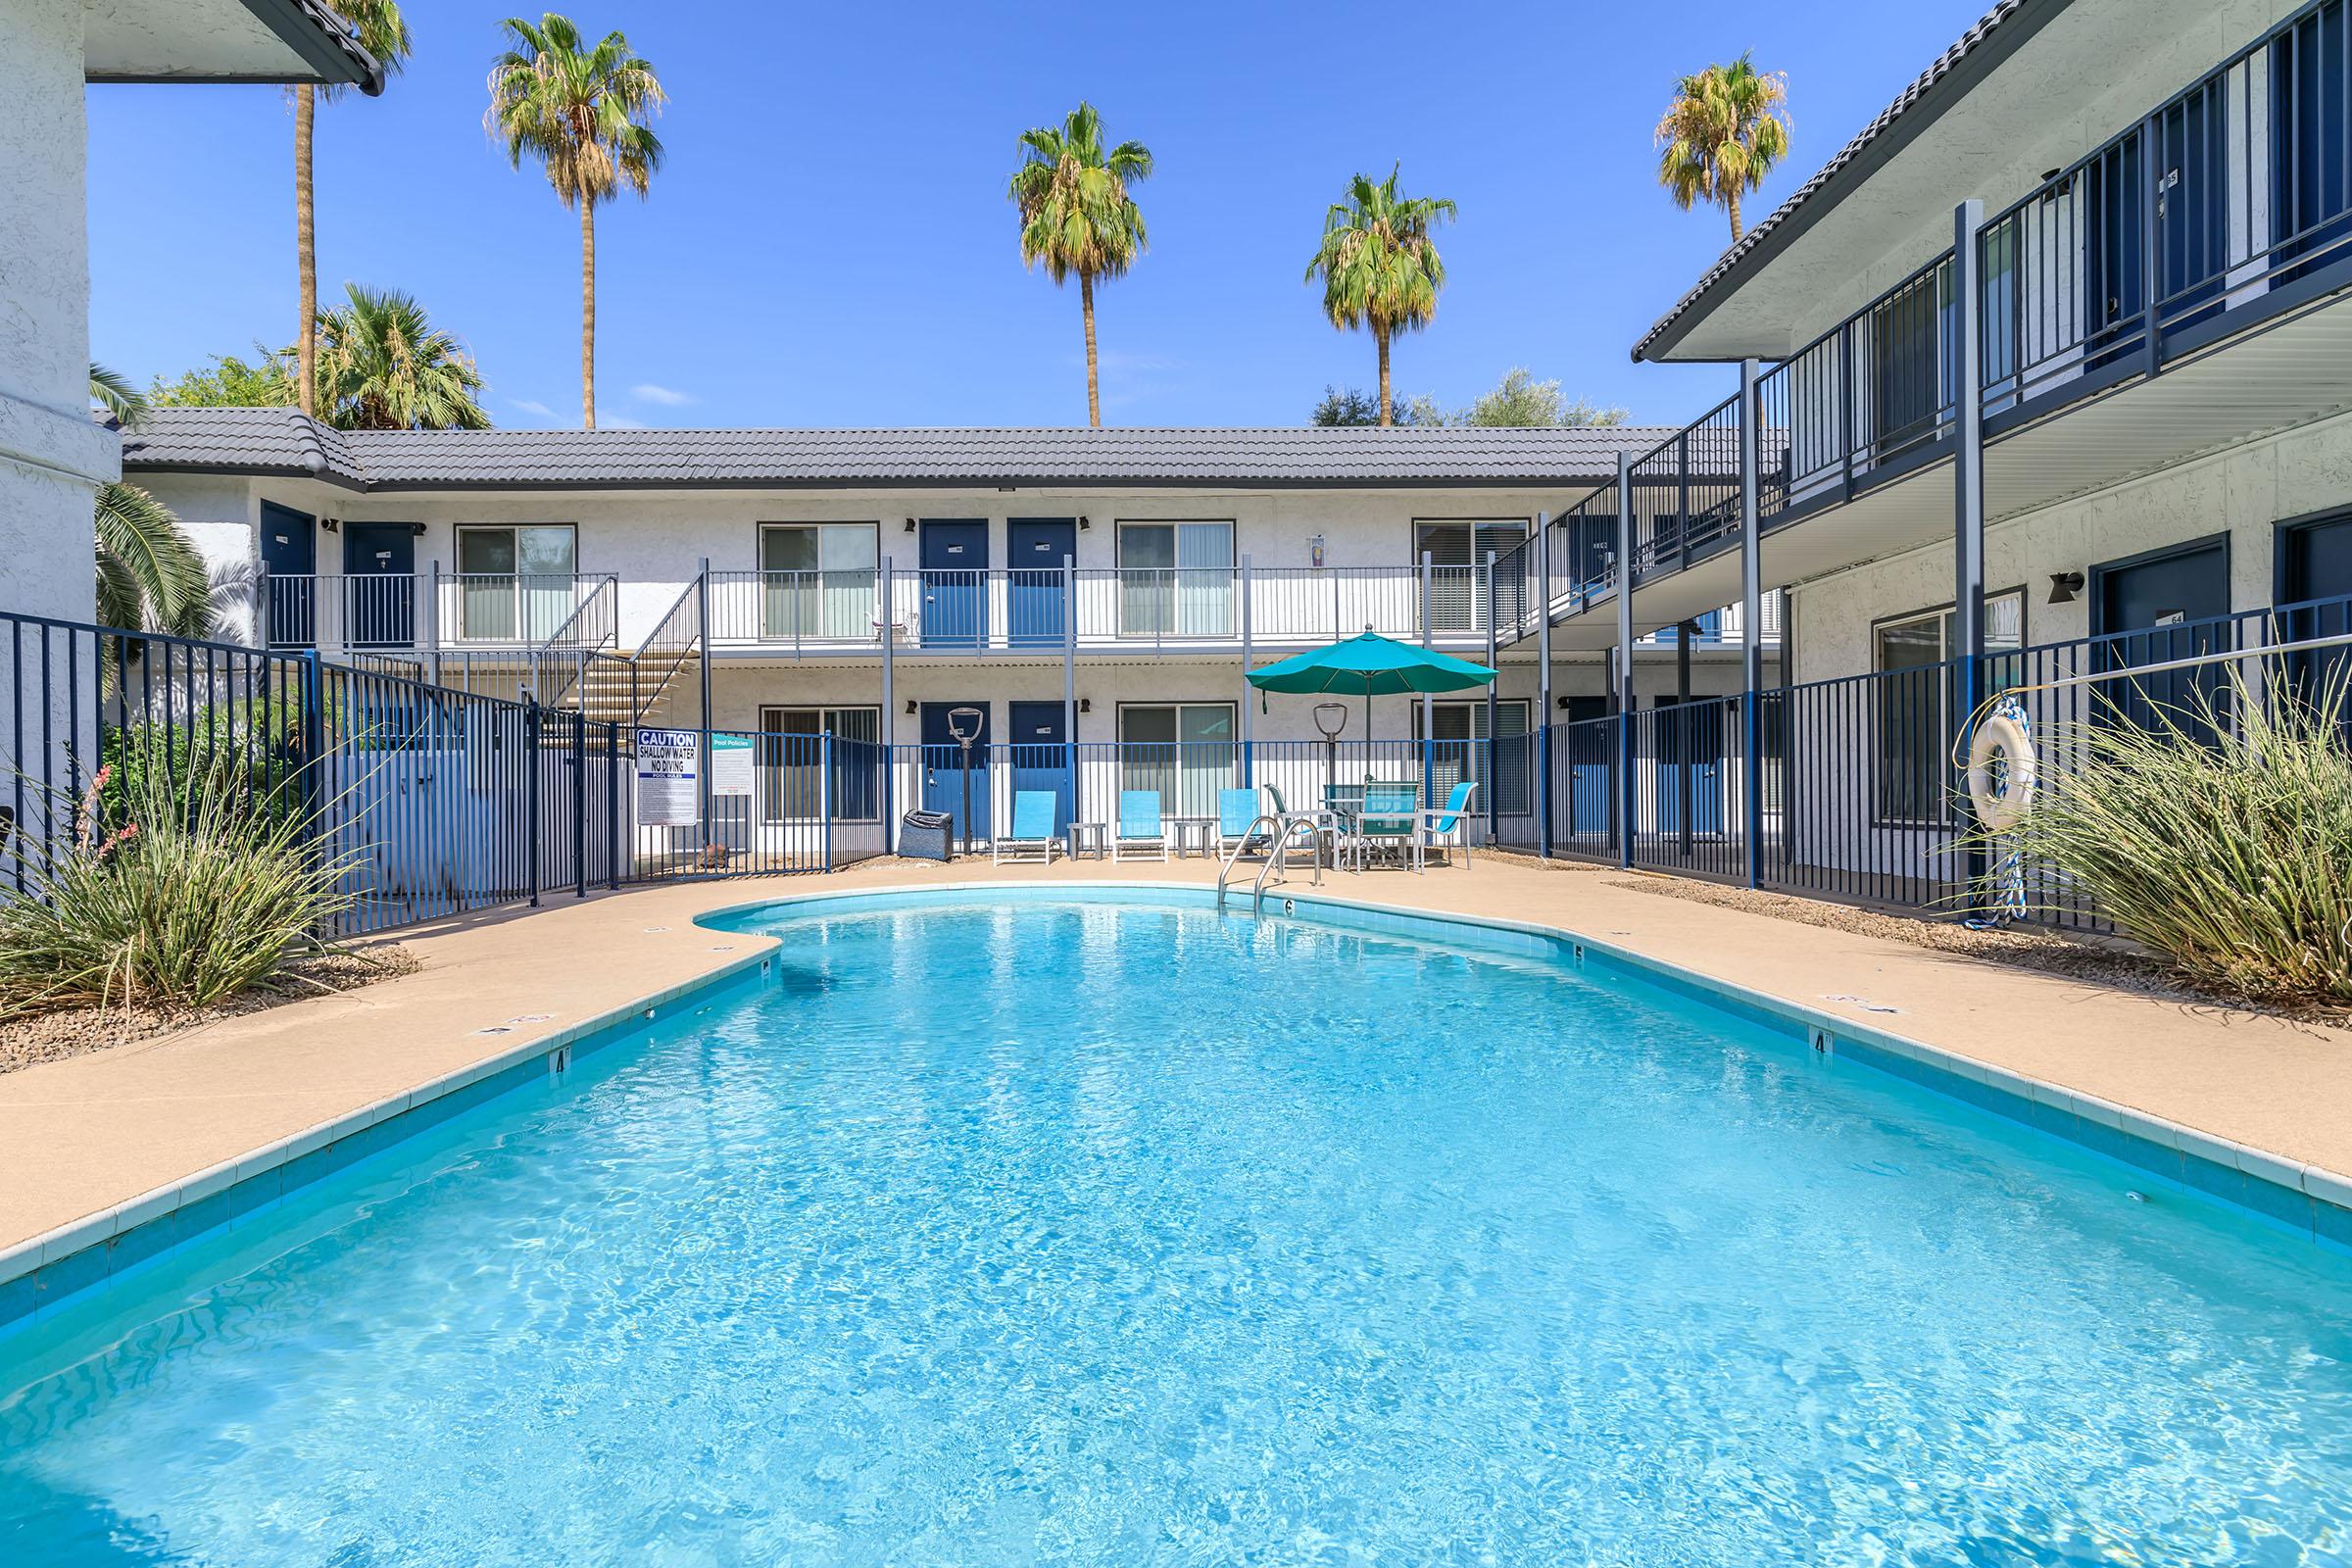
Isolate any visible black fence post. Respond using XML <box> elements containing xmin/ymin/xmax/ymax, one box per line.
<box><xmin>572</xmin><ymin>710</ymin><xmax>587</xmax><ymax>898</ymax></box>
<box><xmin>525</xmin><ymin>694</ymin><xmax>542</xmax><ymax>907</ymax></box>
<box><xmin>609</xmin><ymin>722</ymin><xmax>623</xmax><ymax>890</ymax></box>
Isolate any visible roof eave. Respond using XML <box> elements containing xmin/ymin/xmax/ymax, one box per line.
<box><xmin>236</xmin><ymin>0</ymin><xmax>384</xmax><ymax>95</ymax></box>
<box><xmin>1633</xmin><ymin>0</ymin><xmax>2071</xmax><ymax>365</ymax></box>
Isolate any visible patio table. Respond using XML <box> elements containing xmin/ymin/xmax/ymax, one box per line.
<box><xmin>1067</xmin><ymin>821</ymin><xmax>1111</xmax><ymax>860</ymax></box>
<box><xmin>1168</xmin><ymin>816</ymin><xmax>1220</xmax><ymax>858</ymax></box>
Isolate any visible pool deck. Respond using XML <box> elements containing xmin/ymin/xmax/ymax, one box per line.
<box><xmin>5</xmin><ymin>854</ymin><xmax>2350</xmax><ymax>1271</ymax></box>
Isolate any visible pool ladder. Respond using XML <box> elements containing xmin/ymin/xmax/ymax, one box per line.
<box><xmin>1214</xmin><ymin>813</ymin><xmax>1324</xmax><ymax>915</ymax></box>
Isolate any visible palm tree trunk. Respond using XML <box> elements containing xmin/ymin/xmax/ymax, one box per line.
<box><xmin>296</xmin><ymin>84</ymin><xmax>318</xmax><ymax>419</ymax></box>
<box><xmin>580</xmin><ymin>199</ymin><xmax>597</xmax><ymax>429</ymax></box>
<box><xmin>1728</xmin><ymin>188</ymin><xmax>1743</xmax><ymax>247</ymax></box>
<box><xmin>1080</xmin><ymin>271</ymin><xmax>1101</xmax><ymax>428</ymax></box>
<box><xmin>1376</xmin><ymin>325</ymin><xmax>1393</xmax><ymax>427</ymax></box>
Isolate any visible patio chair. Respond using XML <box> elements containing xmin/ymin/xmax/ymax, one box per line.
<box><xmin>1217</xmin><ymin>787</ymin><xmax>1270</xmax><ymax>856</ymax></box>
<box><xmin>1263</xmin><ymin>783</ymin><xmax>1334</xmax><ymax>865</ymax></box>
<box><xmin>1354</xmin><ymin>781</ymin><xmax>1424</xmax><ymax>872</ymax></box>
<box><xmin>993</xmin><ymin>790</ymin><xmax>1062</xmax><ymax>865</ymax></box>
<box><xmin>1112</xmin><ymin>790</ymin><xmax>1167</xmax><ymax>861</ymax></box>
<box><xmin>1419</xmin><ymin>780</ymin><xmax>1480</xmax><ymax>866</ymax></box>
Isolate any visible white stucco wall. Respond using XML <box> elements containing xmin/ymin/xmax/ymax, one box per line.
<box><xmin>1789</xmin><ymin>405</ymin><xmax>2352</xmax><ymax>683</ymax></box>
<box><xmin>0</xmin><ymin>0</ymin><xmax>116</xmax><ymax>634</ymax></box>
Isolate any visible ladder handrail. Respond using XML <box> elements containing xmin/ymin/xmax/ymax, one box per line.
<box><xmin>1214</xmin><ymin>811</ymin><xmax>1327</xmax><ymax>914</ymax></box>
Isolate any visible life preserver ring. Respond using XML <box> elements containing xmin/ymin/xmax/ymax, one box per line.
<box><xmin>1966</xmin><ymin>709</ymin><xmax>2035</xmax><ymax>831</ymax></box>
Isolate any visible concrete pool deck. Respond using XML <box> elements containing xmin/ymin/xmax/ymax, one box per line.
<box><xmin>5</xmin><ymin>854</ymin><xmax>2350</xmax><ymax>1269</ymax></box>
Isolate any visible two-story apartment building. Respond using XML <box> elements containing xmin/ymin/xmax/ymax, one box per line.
<box><xmin>1476</xmin><ymin>0</ymin><xmax>2352</xmax><ymax>907</ymax></box>
<box><xmin>121</xmin><ymin>412</ymin><xmax>1779</xmax><ymax>842</ymax></box>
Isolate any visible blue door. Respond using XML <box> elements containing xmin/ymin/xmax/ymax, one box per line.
<box><xmin>920</xmin><ymin>519</ymin><xmax>988</xmax><ymax>648</ymax></box>
<box><xmin>342</xmin><ymin>522</ymin><xmax>416</xmax><ymax>647</ymax></box>
<box><xmin>260</xmin><ymin>501</ymin><xmax>315</xmax><ymax>647</ymax></box>
<box><xmin>2095</xmin><ymin>537</ymin><xmax>2230</xmax><ymax>743</ymax></box>
<box><xmin>920</xmin><ymin>702</ymin><xmax>991</xmax><ymax>844</ymax></box>
<box><xmin>1006</xmin><ymin>701</ymin><xmax>1072</xmax><ymax>836</ymax></box>
<box><xmin>1007</xmin><ymin>518</ymin><xmax>1075</xmax><ymax>648</ymax></box>
<box><xmin>2282</xmin><ymin>514</ymin><xmax>2352</xmax><ymax>734</ymax></box>
<box><xmin>1559</xmin><ymin>697</ymin><xmax>1614</xmax><ymax>837</ymax></box>
<box><xmin>1653</xmin><ymin>698</ymin><xmax>1724</xmax><ymax>837</ymax></box>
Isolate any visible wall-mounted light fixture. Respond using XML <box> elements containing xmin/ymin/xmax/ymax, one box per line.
<box><xmin>904</xmin><ymin>517</ymin><xmax>917</xmax><ymax>533</ymax></box>
<box><xmin>321</xmin><ymin>517</ymin><xmax>340</xmax><ymax>533</ymax></box>
<box><xmin>904</xmin><ymin>699</ymin><xmax>918</xmax><ymax>715</ymax></box>
<box><xmin>1078</xmin><ymin>516</ymin><xmax>1092</xmax><ymax>531</ymax></box>
<box><xmin>1078</xmin><ymin>697</ymin><xmax>1092</xmax><ymax>713</ymax></box>
<box><xmin>2048</xmin><ymin>570</ymin><xmax>2085</xmax><ymax>605</ymax></box>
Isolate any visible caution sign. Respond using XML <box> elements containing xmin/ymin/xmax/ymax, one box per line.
<box><xmin>635</xmin><ymin>728</ymin><xmax>700</xmax><ymax>826</ymax></box>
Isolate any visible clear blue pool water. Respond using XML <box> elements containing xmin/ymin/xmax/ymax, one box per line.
<box><xmin>4</xmin><ymin>894</ymin><xmax>2351</xmax><ymax>1565</ymax></box>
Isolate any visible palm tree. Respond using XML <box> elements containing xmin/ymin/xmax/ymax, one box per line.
<box><xmin>294</xmin><ymin>2</ymin><xmax>412</xmax><ymax>419</ymax></box>
<box><xmin>1008</xmin><ymin>102</ymin><xmax>1152</xmax><ymax>428</ymax></box>
<box><xmin>313</xmin><ymin>283</ymin><xmax>490</xmax><ymax>430</ymax></box>
<box><xmin>485</xmin><ymin>13</ymin><xmax>664</xmax><ymax>429</ymax></box>
<box><xmin>1654</xmin><ymin>53</ymin><xmax>1791</xmax><ymax>247</ymax></box>
<box><xmin>1303</xmin><ymin>167</ymin><xmax>1455</xmax><ymax>428</ymax></box>
<box><xmin>88</xmin><ymin>366</ymin><xmax>212</xmax><ymax>636</ymax></box>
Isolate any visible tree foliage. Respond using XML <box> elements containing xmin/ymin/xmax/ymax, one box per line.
<box><xmin>1655</xmin><ymin>53</ymin><xmax>1791</xmax><ymax>245</ymax></box>
<box><xmin>1008</xmin><ymin>101</ymin><xmax>1152</xmax><ymax>427</ymax></box>
<box><xmin>313</xmin><ymin>283</ymin><xmax>489</xmax><ymax>430</ymax></box>
<box><xmin>1304</xmin><ymin>167</ymin><xmax>1455</xmax><ymax>425</ymax></box>
<box><xmin>1310</xmin><ymin>385</ymin><xmax>1416</xmax><ymax>427</ymax></box>
<box><xmin>1396</xmin><ymin>368</ymin><xmax>1629</xmax><ymax>428</ymax></box>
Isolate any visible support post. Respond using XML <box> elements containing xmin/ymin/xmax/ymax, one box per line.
<box><xmin>424</xmin><ymin>560</ymin><xmax>441</xmax><ymax>687</ymax></box>
<box><xmin>1240</xmin><ymin>553</ymin><xmax>1254</xmax><ymax>787</ymax></box>
<box><xmin>1740</xmin><ymin>357</ymin><xmax>1765</xmax><ymax>889</ymax></box>
<box><xmin>1615</xmin><ymin>452</ymin><xmax>1636</xmax><ymax>870</ymax></box>
<box><xmin>1536</xmin><ymin>514</ymin><xmax>1553</xmax><ymax>858</ymax></box>
<box><xmin>1419</xmin><ymin>548</ymin><xmax>1434</xmax><ymax>804</ymax></box>
<box><xmin>880</xmin><ymin>556</ymin><xmax>896</xmax><ymax>848</ymax></box>
<box><xmin>1485</xmin><ymin>548</ymin><xmax>1499</xmax><ymax>846</ymax></box>
<box><xmin>695</xmin><ymin>559</ymin><xmax>713</xmax><ymax>859</ymax></box>
<box><xmin>1952</xmin><ymin>199</ymin><xmax>1988</xmax><ymax>906</ymax></box>
<box><xmin>1063</xmin><ymin>556</ymin><xmax>1078</xmax><ymax>820</ymax></box>
<box><xmin>821</xmin><ymin>729</ymin><xmax>834</xmax><ymax>872</ymax></box>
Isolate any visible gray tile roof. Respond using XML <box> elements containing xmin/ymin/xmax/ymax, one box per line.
<box><xmin>267</xmin><ymin>0</ymin><xmax>387</xmax><ymax>94</ymax></box>
<box><xmin>1631</xmin><ymin>0</ymin><xmax>2039</xmax><ymax>363</ymax></box>
<box><xmin>120</xmin><ymin>408</ymin><xmax>1675</xmax><ymax>491</ymax></box>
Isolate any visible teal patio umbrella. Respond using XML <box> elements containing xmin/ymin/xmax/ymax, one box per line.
<box><xmin>1246</xmin><ymin>630</ymin><xmax>1497</xmax><ymax>744</ymax></box>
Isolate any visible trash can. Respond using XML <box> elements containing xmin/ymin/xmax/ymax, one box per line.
<box><xmin>900</xmin><ymin>808</ymin><xmax>954</xmax><ymax>862</ymax></box>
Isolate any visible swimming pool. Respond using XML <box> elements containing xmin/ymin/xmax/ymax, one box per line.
<box><xmin>3</xmin><ymin>890</ymin><xmax>2349</xmax><ymax>1564</ymax></box>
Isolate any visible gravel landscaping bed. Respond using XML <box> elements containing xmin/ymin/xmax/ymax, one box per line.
<box><xmin>0</xmin><ymin>947</ymin><xmax>420</xmax><ymax>1076</ymax></box>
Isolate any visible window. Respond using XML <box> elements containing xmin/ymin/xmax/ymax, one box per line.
<box><xmin>759</xmin><ymin>706</ymin><xmax>881</xmax><ymax>822</ymax></box>
<box><xmin>1872</xmin><ymin>590</ymin><xmax>2024</xmax><ymax>822</ymax></box>
<box><xmin>1411</xmin><ymin>699</ymin><xmax>1531</xmax><ymax>816</ymax></box>
<box><xmin>760</xmin><ymin>523</ymin><xmax>877</xmax><ymax>640</ymax></box>
<box><xmin>1118</xmin><ymin>703</ymin><xmax>1235</xmax><ymax>818</ymax></box>
<box><xmin>1118</xmin><ymin>521</ymin><xmax>1234</xmax><ymax>637</ymax></box>
<box><xmin>455</xmin><ymin>525</ymin><xmax>576</xmax><ymax>641</ymax></box>
<box><xmin>1414</xmin><ymin>519</ymin><xmax>1528</xmax><ymax>631</ymax></box>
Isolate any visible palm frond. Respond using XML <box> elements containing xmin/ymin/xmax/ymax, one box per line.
<box><xmin>93</xmin><ymin>481</ymin><xmax>212</xmax><ymax>636</ymax></box>
<box><xmin>88</xmin><ymin>363</ymin><xmax>148</xmax><ymax>428</ymax></box>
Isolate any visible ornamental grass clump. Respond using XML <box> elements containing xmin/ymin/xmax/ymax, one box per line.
<box><xmin>1977</xmin><ymin>668</ymin><xmax>2352</xmax><ymax>1006</ymax></box>
<box><xmin>0</xmin><ymin>753</ymin><xmax>356</xmax><ymax>1019</ymax></box>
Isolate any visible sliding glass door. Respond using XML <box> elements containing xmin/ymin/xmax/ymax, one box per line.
<box><xmin>457</xmin><ymin>525</ymin><xmax>577</xmax><ymax>642</ymax></box>
<box><xmin>760</xmin><ymin>523</ymin><xmax>877</xmax><ymax>640</ymax></box>
<box><xmin>1118</xmin><ymin>703</ymin><xmax>1235</xmax><ymax>819</ymax></box>
<box><xmin>1118</xmin><ymin>522</ymin><xmax>1233</xmax><ymax>638</ymax></box>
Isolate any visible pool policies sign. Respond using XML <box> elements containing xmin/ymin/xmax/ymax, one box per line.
<box><xmin>635</xmin><ymin>728</ymin><xmax>700</xmax><ymax>826</ymax></box>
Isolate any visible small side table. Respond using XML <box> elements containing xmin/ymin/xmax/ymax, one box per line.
<box><xmin>1067</xmin><ymin>821</ymin><xmax>1111</xmax><ymax>860</ymax></box>
<box><xmin>1169</xmin><ymin>817</ymin><xmax>1221</xmax><ymax>858</ymax></box>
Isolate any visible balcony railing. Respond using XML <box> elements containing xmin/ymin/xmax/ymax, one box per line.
<box><xmin>1528</xmin><ymin>0</ymin><xmax>2352</xmax><ymax>630</ymax></box>
<box><xmin>701</xmin><ymin>564</ymin><xmax>1515</xmax><ymax>653</ymax></box>
<box><xmin>262</xmin><ymin>570</ymin><xmax>617</xmax><ymax>653</ymax></box>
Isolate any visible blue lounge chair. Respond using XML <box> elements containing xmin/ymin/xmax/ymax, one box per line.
<box><xmin>1217</xmin><ymin>787</ymin><xmax>1268</xmax><ymax>855</ymax></box>
<box><xmin>1112</xmin><ymin>790</ymin><xmax>1166</xmax><ymax>861</ymax></box>
<box><xmin>994</xmin><ymin>789</ymin><xmax>1062</xmax><ymax>865</ymax></box>
<box><xmin>1419</xmin><ymin>780</ymin><xmax>1480</xmax><ymax>866</ymax></box>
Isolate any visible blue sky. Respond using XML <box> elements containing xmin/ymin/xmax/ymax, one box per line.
<box><xmin>87</xmin><ymin>0</ymin><xmax>1986</xmax><ymax>432</ymax></box>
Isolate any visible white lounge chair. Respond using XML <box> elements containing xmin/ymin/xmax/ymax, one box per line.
<box><xmin>994</xmin><ymin>789</ymin><xmax>1062</xmax><ymax>865</ymax></box>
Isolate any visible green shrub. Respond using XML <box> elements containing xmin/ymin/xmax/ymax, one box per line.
<box><xmin>0</xmin><ymin>751</ymin><xmax>357</xmax><ymax>1018</ymax></box>
<box><xmin>1975</xmin><ymin>668</ymin><xmax>2352</xmax><ymax>1005</ymax></box>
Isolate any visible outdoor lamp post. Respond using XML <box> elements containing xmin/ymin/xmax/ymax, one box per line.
<box><xmin>1313</xmin><ymin>702</ymin><xmax>1348</xmax><ymax>793</ymax></box>
<box><xmin>948</xmin><ymin>706</ymin><xmax>984</xmax><ymax>854</ymax></box>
